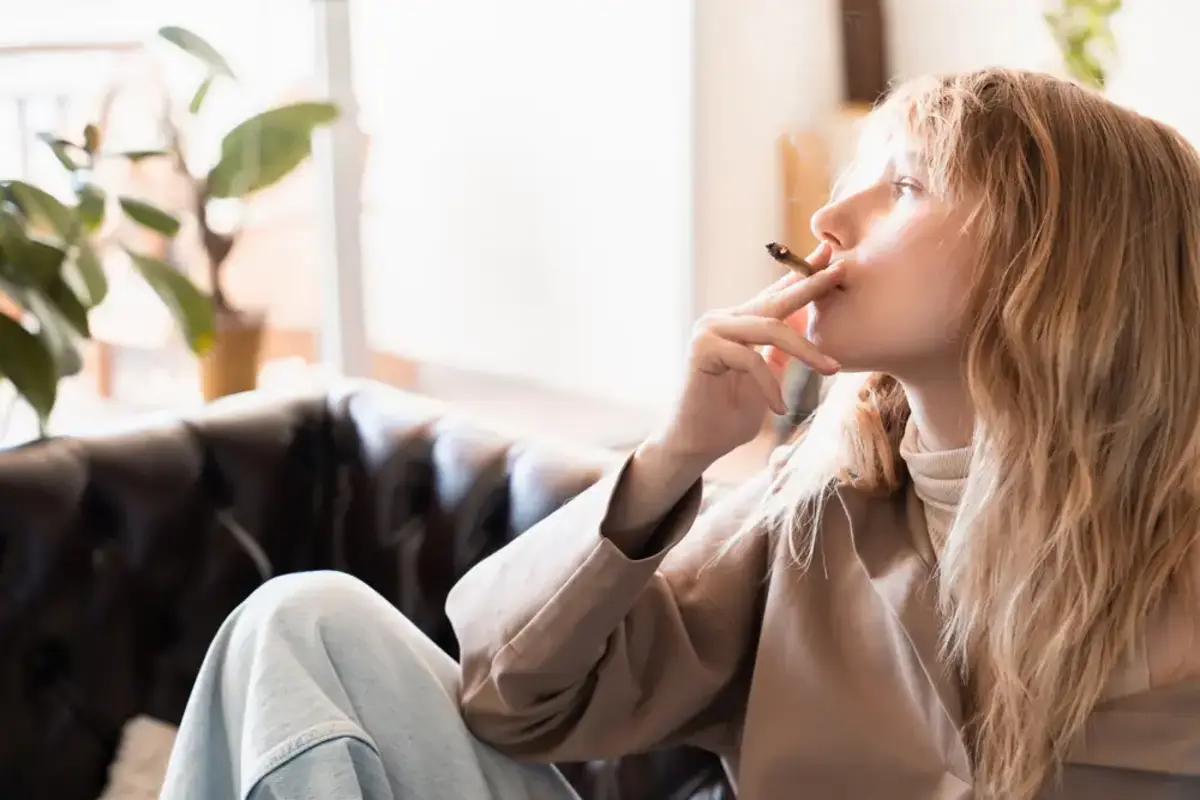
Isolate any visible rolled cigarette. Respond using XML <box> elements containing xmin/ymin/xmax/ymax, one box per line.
<box><xmin>765</xmin><ymin>242</ymin><xmax>814</xmax><ymax>276</ymax></box>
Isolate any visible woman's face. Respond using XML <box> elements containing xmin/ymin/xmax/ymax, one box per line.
<box><xmin>806</xmin><ymin>136</ymin><xmax>980</xmax><ymax>378</ymax></box>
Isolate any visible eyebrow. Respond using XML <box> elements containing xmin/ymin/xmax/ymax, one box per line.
<box><xmin>892</xmin><ymin>150</ymin><xmax>932</xmax><ymax>179</ymax></box>
<box><xmin>893</xmin><ymin>150</ymin><xmax>925</xmax><ymax>166</ymax></box>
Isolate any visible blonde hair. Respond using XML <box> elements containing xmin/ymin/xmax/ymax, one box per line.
<box><xmin>759</xmin><ymin>69</ymin><xmax>1200</xmax><ymax>798</ymax></box>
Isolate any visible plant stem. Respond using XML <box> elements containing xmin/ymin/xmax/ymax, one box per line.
<box><xmin>170</xmin><ymin>111</ymin><xmax>233</xmax><ymax>315</ymax></box>
<box><xmin>194</xmin><ymin>177</ymin><xmax>233</xmax><ymax>313</ymax></box>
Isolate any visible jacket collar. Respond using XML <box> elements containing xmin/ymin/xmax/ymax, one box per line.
<box><xmin>833</xmin><ymin>481</ymin><xmax>1200</xmax><ymax>781</ymax></box>
<box><xmin>834</xmin><ymin>481</ymin><xmax>973</xmax><ymax>777</ymax></box>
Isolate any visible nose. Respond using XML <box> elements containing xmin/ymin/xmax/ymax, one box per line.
<box><xmin>810</xmin><ymin>195</ymin><xmax>853</xmax><ymax>253</ymax></box>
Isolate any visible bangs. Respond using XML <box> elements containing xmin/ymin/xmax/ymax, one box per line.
<box><xmin>850</xmin><ymin>73</ymin><xmax>986</xmax><ymax>201</ymax></box>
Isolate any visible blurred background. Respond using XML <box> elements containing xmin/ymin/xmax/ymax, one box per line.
<box><xmin>1</xmin><ymin>0</ymin><xmax>1194</xmax><ymax>470</ymax></box>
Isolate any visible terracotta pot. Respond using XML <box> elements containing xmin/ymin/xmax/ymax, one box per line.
<box><xmin>200</xmin><ymin>308</ymin><xmax>266</xmax><ymax>401</ymax></box>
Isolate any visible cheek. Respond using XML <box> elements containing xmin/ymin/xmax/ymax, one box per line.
<box><xmin>806</xmin><ymin>284</ymin><xmax>964</xmax><ymax>369</ymax></box>
<box><xmin>807</xmin><ymin>240</ymin><xmax>973</xmax><ymax>365</ymax></box>
<box><xmin>875</xmin><ymin>219</ymin><xmax>975</xmax><ymax>335</ymax></box>
<box><xmin>891</xmin><ymin>257</ymin><xmax>971</xmax><ymax>333</ymax></box>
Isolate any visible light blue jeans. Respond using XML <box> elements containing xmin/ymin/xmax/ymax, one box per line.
<box><xmin>159</xmin><ymin>571</ymin><xmax>580</xmax><ymax>800</ymax></box>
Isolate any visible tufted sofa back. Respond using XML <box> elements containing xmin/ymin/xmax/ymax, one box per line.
<box><xmin>0</xmin><ymin>383</ymin><xmax>730</xmax><ymax>800</ymax></box>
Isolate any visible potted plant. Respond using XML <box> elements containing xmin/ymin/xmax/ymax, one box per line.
<box><xmin>137</xmin><ymin>26</ymin><xmax>339</xmax><ymax>400</ymax></box>
<box><xmin>1043</xmin><ymin>0</ymin><xmax>1123</xmax><ymax>91</ymax></box>
<box><xmin>0</xmin><ymin>126</ymin><xmax>213</xmax><ymax>433</ymax></box>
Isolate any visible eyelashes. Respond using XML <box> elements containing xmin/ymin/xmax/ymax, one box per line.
<box><xmin>891</xmin><ymin>179</ymin><xmax>923</xmax><ymax>199</ymax></box>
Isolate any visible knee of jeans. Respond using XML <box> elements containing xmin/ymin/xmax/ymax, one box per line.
<box><xmin>237</xmin><ymin>571</ymin><xmax>386</xmax><ymax>638</ymax></box>
<box><xmin>230</xmin><ymin>571</ymin><xmax>455</xmax><ymax>690</ymax></box>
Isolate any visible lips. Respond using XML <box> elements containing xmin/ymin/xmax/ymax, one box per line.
<box><xmin>830</xmin><ymin>260</ymin><xmax>848</xmax><ymax>291</ymax></box>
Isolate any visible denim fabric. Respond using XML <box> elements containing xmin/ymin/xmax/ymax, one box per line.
<box><xmin>160</xmin><ymin>572</ymin><xmax>579</xmax><ymax>800</ymax></box>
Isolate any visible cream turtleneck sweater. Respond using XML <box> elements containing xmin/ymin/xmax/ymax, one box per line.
<box><xmin>897</xmin><ymin>417</ymin><xmax>971</xmax><ymax>556</ymax></box>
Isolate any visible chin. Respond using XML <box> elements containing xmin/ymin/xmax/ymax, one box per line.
<box><xmin>807</xmin><ymin>308</ymin><xmax>882</xmax><ymax>374</ymax></box>
<box><xmin>807</xmin><ymin>306</ymin><xmax>850</xmax><ymax>363</ymax></box>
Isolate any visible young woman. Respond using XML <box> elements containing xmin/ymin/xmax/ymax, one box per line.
<box><xmin>160</xmin><ymin>68</ymin><xmax>1200</xmax><ymax>799</ymax></box>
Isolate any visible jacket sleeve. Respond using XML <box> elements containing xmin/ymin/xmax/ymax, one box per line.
<box><xmin>1062</xmin><ymin>550</ymin><xmax>1200</xmax><ymax>786</ymax></box>
<box><xmin>1065</xmin><ymin>680</ymin><xmax>1200</xmax><ymax>783</ymax></box>
<box><xmin>445</xmin><ymin>454</ymin><xmax>774</xmax><ymax>763</ymax></box>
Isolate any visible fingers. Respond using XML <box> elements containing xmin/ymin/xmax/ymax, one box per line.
<box><xmin>707</xmin><ymin>314</ymin><xmax>840</xmax><ymax>375</ymax></box>
<box><xmin>704</xmin><ymin>337</ymin><xmax>786</xmax><ymax>414</ymax></box>
<box><xmin>763</xmin><ymin>310</ymin><xmax>810</xmax><ymax>375</ymax></box>
<box><xmin>762</xmin><ymin>344</ymin><xmax>789</xmax><ymax>377</ymax></box>
<box><xmin>781</xmin><ymin>307</ymin><xmax>809</xmax><ymax>337</ymax></box>
<box><xmin>683</xmin><ymin>241</ymin><xmax>840</xmax><ymax>413</ymax></box>
<box><xmin>805</xmin><ymin>240</ymin><xmax>833</xmax><ymax>271</ymax></box>
<box><xmin>747</xmin><ymin>242</ymin><xmax>834</xmax><ymax>304</ymax></box>
<box><xmin>738</xmin><ymin>261</ymin><xmax>845</xmax><ymax>319</ymax></box>
<box><xmin>754</xmin><ymin>270</ymin><xmax>804</xmax><ymax>303</ymax></box>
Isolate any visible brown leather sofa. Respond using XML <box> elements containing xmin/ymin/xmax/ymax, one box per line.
<box><xmin>0</xmin><ymin>382</ymin><xmax>732</xmax><ymax>800</ymax></box>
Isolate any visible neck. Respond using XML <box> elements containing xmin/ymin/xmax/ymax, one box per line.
<box><xmin>897</xmin><ymin>367</ymin><xmax>974</xmax><ymax>451</ymax></box>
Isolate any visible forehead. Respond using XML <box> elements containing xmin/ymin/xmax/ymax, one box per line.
<box><xmin>832</xmin><ymin>125</ymin><xmax>925</xmax><ymax>196</ymax></box>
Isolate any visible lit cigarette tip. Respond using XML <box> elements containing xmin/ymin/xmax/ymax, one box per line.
<box><xmin>765</xmin><ymin>242</ymin><xmax>813</xmax><ymax>275</ymax></box>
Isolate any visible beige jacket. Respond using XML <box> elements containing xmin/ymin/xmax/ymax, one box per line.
<box><xmin>446</xmin><ymin>455</ymin><xmax>1200</xmax><ymax>799</ymax></box>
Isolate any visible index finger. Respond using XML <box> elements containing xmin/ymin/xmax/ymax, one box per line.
<box><xmin>737</xmin><ymin>262</ymin><xmax>845</xmax><ymax>319</ymax></box>
<box><xmin>745</xmin><ymin>242</ymin><xmax>833</xmax><ymax>305</ymax></box>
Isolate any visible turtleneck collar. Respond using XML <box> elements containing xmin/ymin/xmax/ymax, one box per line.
<box><xmin>898</xmin><ymin>416</ymin><xmax>971</xmax><ymax>556</ymax></box>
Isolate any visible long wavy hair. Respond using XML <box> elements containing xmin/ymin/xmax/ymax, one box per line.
<box><xmin>758</xmin><ymin>68</ymin><xmax>1200</xmax><ymax>798</ymax></box>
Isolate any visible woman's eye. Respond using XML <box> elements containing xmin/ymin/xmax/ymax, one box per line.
<box><xmin>891</xmin><ymin>179</ymin><xmax>921</xmax><ymax>199</ymax></box>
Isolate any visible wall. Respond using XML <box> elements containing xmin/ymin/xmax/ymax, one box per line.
<box><xmin>692</xmin><ymin>0</ymin><xmax>843</xmax><ymax>317</ymax></box>
<box><xmin>351</xmin><ymin>0</ymin><xmax>1200</xmax><ymax>412</ymax></box>
<box><xmin>886</xmin><ymin>0</ymin><xmax>1200</xmax><ymax>144</ymax></box>
<box><xmin>1105</xmin><ymin>0</ymin><xmax>1200</xmax><ymax>145</ymax></box>
<box><xmin>346</xmin><ymin>0</ymin><xmax>851</xmax><ymax>410</ymax></box>
<box><xmin>13</xmin><ymin>2</ymin><xmax>1200</xmax><ymax>413</ymax></box>
<box><xmin>885</xmin><ymin>0</ymin><xmax>1059</xmax><ymax>80</ymax></box>
<box><xmin>351</xmin><ymin>0</ymin><xmax>695</xmax><ymax>410</ymax></box>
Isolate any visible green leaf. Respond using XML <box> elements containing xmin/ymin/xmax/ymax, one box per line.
<box><xmin>1044</xmin><ymin>0</ymin><xmax>1122</xmax><ymax>89</ymax></box>
<box><xmin>0</xmin><ymin>312</ymin><xmax>58</xmax><ymax>423</ymax></box>
<box><xmin>20</xmin><ymin>240</ymin><xmax>66</xmax><ymax>285</ymax></box>
<box><xmin>0</xmin><ymin>213</ymin><xmax>64</xmax><ymax>288</ymax></box>
<box><xmin>25</xmin><ymin>289</ymin><xmax>84</xmax><ymax>378</ymax></box>
<box><xmin>118</xmin><ymin>197</ymin><xmax>181</xmax><ymax>237</ymax></box>
<box><xmin>158</xmin><ymin>26</ymin><xmax>236</xmax><ymax>78</ymax></box>
<box><xmin>37</xmin><ymin>133</ymin><xmax>83</xmax><ymax>172</ymax></box>
<box><xmin>41</xmin><ymin>276</ymin><xmax>89</xmax><ymax>337</ymax></box>
<box><xmin>206</xmin><ymin>102</ymin><xmax>338</xmax><ymax>199</ymax></box>
<box><xmin>7</xmin><ymin>181</ymin><xmax>75</xmax><ymax>241</ymax></box>
<box><xmin>0</xmin><ymin>212</ymin><xmax>21</xmax><ymax>246</ymax></box>
<box><xmin>190</xmin><ymin>74</ymin><xmax>214</xmax><ymax>114</ymax></box>
<box><xmin>0</xmin><ymin>213</ymin><xmax>28</xmax><ymax>272</ymax></box>
<box><xmin>77</xmin><ymin>184</ymin><xmax>106</xmax><ymax>233</ymax></box>
<box><xmin>124</xmin><ymin>249</ymin><xmax>214</xmax><ymax>353</ymax></box>
<box><xmin>119</xmin><ymin>149</ymin><xmax>170</xmax><ymax>162</ymax></box>
<box><xmin>64</xmin><ymin>239</ymin><xmax>107</xmax><ymax>307</ymax></box>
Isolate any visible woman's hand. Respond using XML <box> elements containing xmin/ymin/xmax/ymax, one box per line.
<box><xmin>660</xmin><ymin>242</ymin><xmax>843</xmax><ymax>464</ymax></box>
<box><xmin>603</xmin><ymin>243</ymin><xmax>841</xmax><ymax>539</ymax></box>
